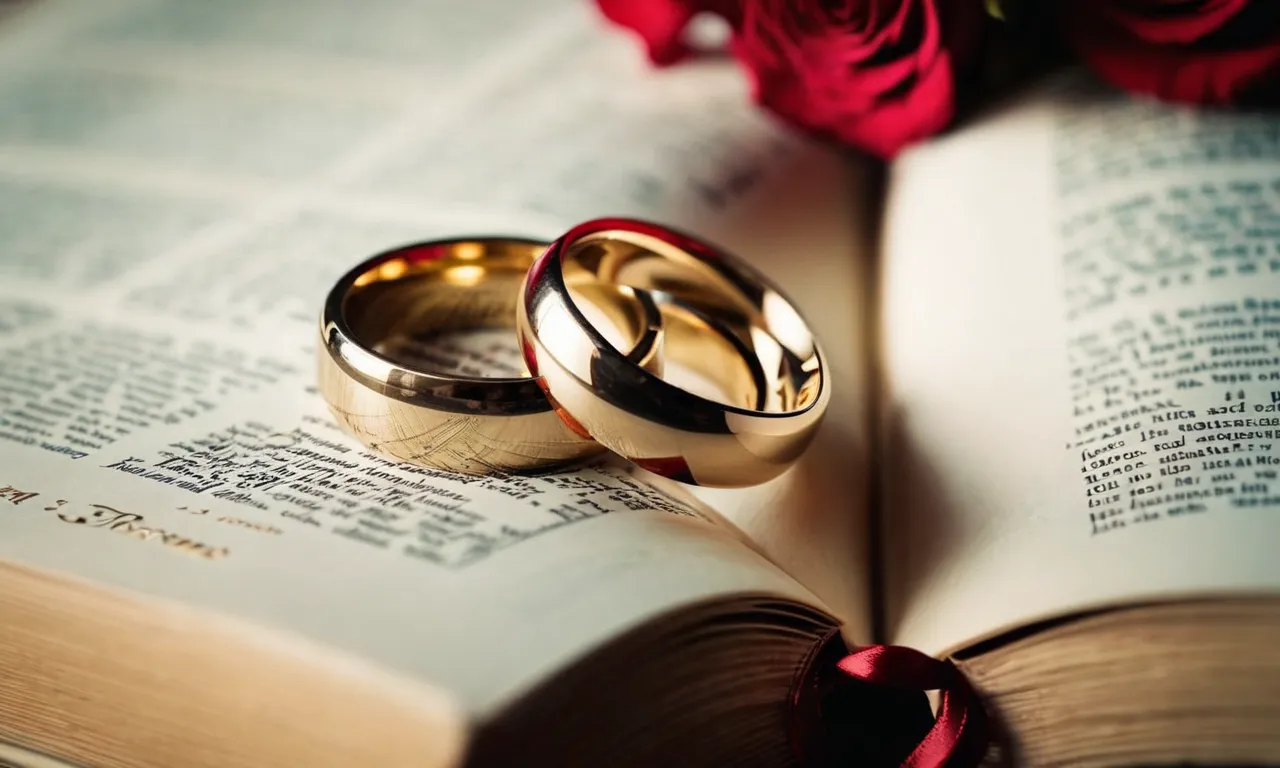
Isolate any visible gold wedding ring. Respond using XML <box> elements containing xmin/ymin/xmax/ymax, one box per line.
<box><xmin>517</xmin><ymin>218</ymin><xmax>829</xmax><ymax>488</ymax></box>
<box><xmin>318</xmin><ymin>238</ymin><xmax>663</xmax><ymax>474</ymax></box>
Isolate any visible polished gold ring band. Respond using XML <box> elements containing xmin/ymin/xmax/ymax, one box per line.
<box><xmin>517</xmin><ymin>218</ymin><xmax>829</xmax><ymax>488</ymax></box>
<box><xmin>318</xmin><ymin>237</ymin><xmax>662</xmax><ymax>474</ymax></box>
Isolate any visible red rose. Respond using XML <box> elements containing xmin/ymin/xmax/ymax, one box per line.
<box><xmin>732</xmin><ymin>0</ymin><xmax>982</xmax><ymax>159</ymax></box>
<box><xmin>1068</xmin><ymin>1</ymin><xmax>1280</xmax><ymax>105</ymax></box>
<box><xmin>595</xmin><ymin>0</ymin><xmax>742</xmax><ymax>66</ymax></box>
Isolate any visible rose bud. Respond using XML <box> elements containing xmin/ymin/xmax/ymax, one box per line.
<box><xmin>1067</xmin><ymin>0</ymin><xmax>1280</xmax><ymax>105</ymax></box>
<box><xmin>732</xmin><ymin>0</ymin><xmax>983</xmax><ymax>159</ymax></box>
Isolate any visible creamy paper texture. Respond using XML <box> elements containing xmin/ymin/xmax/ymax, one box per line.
<box><xmin>0</xmin><ymin>0</ymin><xmax>872</xmax><ymax>714</ymax></box>
<box><xmin>881</xmin><ymin>74</ymin><xmax>1280</xmax><ymax>655</ymax></box>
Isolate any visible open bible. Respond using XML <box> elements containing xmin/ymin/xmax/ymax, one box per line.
<box><xmin>1</xmin><ymin>1</ymin><xmax>1279</xmax><ymax>766</ymax></box>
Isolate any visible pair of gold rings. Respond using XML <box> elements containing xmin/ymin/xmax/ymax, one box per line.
<box><xmin>317</xmin><ymin>218</ymin><xmax>828</xmax><ymax>488</ymax></box>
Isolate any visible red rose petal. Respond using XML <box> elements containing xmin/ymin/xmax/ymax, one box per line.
<box><xmin>596</xmin><ymin>0</ymin><xmax>742</xmax><ymax>66</ymax></box>
<box><xmin>1070</xmin><ymin>0</ymin><xmax>1280</xmax><ymax>105</ymax></box>
<box><xmin>1102</xmin><ymin>0</ymin><xmax>1249</xmax><ymax>45</ymax></box>
<box><xmin>734</xmin><ymin>0</ymin><xmax>968</xmax><ymax>158</ymax></box>
<box><xmin>836</xmin><ymin>50</ymin><xmax>956</xmax><ymax>159</ymax></box>
<box><xmin>1083</xmin><ymin>33</ymin><xmax>1280</xmax><ymax>104</ymax></box>
<box><xmin>596</xmin><ymin>0</ymin><xmax>698</xmax><ymax>66</ymax></box>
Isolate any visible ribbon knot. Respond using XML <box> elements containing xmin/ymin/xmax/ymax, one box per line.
<box><xmin>791</xmin><ymin>633</ymin><xmax>989</xmax><ymax>767</ymax></box>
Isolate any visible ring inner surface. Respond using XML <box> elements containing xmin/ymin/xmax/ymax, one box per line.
<box><xmin>562</xmin><ymin>232</ymin><xmax>823</xmax><ymax>416</ymax></box>
<box><xmin>344</xmin><ymin>241</ymin><xmax>541</xmax><ymax>359</ymax></box>
<box><xmin>653</xmin><ymin>301</ymin><xmax>765</xmax><ymax>410</ymax></box>
<box><xmin>341</xmin><ymin>240</ymin><xmax>656</xmax><ymax>403</ymax></box>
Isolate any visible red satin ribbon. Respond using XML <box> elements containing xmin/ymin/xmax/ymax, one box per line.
<box><xmin>836</xmin><ymin>646</ymin><xmax>988</xmax><ymax>768</ymax></box>
<box><xmin>791</xmin><ymin>634</ymin><xmax>988</xmax><ymax>767</ymax></box>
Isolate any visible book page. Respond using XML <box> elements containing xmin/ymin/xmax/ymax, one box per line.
<box><xmin>879</xmin><ymin>72</ymin><xmax>1280</xmax><ymax>655</ymax></box>
<box><xmin>0</xmin><ymin>0</ymin><xmax>873</xmax><ymax>716</ymax></box>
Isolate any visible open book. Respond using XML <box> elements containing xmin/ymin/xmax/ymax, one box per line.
<box><xmin>2</xmin><ymin>1</ymin><xmax>1279</xmax><ymax>766</ymax></box>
